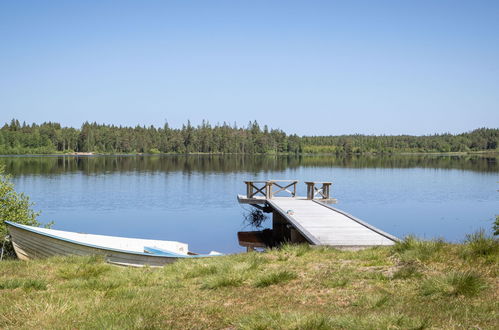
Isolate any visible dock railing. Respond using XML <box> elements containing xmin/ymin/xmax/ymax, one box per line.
<box><xmin>305</xmin><ymin>181</ymin><xmax>332</xmax><ymax>200</ymax></box>
<box><xmin>244</xmin><ymin>180</ymin><xmax>298</xmax><ymax>199</ymax></box>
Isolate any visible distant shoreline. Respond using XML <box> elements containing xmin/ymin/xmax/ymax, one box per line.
<box><xmin>0</xmin><ymin>150</ymin><xmax>497</xmax><ymax>157</ymax></box>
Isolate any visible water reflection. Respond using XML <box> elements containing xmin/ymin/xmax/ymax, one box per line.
<box><xmin>0</xmin><ymin>154</ymin><xmax>497</xmax><ymax>176</ymax></box>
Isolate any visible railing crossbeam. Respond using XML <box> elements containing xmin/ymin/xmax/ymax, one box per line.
<box><xmin>245</xmin><ymin>180</ymin><xmax>298</xmax><ymax>199</ymax></box>
<box><xmin>244</xmin><ymin>180</ymin><xmax>331</xmax><ymax>200</ymax></box>
<box><xmin>305</xmin><ymin>181</ymin><xmax>332</xmax><ymax>200</ymax></box>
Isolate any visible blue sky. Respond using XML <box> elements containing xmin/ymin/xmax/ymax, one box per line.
<box><xmin>0</xmin><ymin>1</ymin><xmax>498</xmax><ymax>135</ymax></box>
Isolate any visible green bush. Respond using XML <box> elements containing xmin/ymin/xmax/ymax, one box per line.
<box><xmin>493</xmin><ymin>216</ymin><xmax>499</xmax><ymax>236</ymax></box>
<box><xmin>148</xmin><ymin>148</ymin><xmax>161</xmax><ymax>154</ymax></box>
<box><xmin>0</xmin><ymin>165</ymin><xmax>42</xmax><ymax>257</ymax></box>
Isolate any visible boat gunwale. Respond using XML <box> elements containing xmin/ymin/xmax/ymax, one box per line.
<box><xmin>5</xmin><ymin>221</ymin><xmax>195</xmax><ymax>259</ymax></box>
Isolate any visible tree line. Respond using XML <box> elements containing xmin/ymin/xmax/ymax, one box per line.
<box><xmin>0</xmin><ymin>119</ymin><xmax>497</xmax><ymax>155</ymax></box>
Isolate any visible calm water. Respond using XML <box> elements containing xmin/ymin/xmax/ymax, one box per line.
<box><xmin>1</xmin><ymin>154</ymin><xmax>497</xmax><ymax>253</ymax></box>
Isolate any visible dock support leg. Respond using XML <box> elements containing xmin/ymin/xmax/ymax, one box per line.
<box><xmin>272</xmin><ymin>211</ymin><xmax>289</xmax><ymax>243</ymax></box>
<box><xmin>290</xmin><ymin>228</ymin><xmax>308</xmax><ymax>243</ymax></box>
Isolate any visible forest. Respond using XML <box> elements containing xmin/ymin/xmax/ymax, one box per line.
<box><xmin>0</xmin><ymin>119</ymin><xmax>497</xmax><ymax>155</ymax></box>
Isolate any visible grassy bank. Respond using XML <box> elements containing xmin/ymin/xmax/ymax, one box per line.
<box><xmin>1</xmin><ymin>236</ymin><xmax>497</xmax><ymax>329</ymax></box>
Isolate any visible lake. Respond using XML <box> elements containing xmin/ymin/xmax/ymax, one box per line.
<box><xmin>1</xmin><ymin>154</ymin><xmax>497</xmax><ymax>254</ymax></box>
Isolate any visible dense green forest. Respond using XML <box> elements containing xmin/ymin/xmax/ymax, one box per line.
<box><xmin>0</xmin><ymin>119</ymin><xmax>497</xmax><ymax>155</ymax></box>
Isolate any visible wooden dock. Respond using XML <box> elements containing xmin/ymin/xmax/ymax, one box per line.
<box><xmin>238</xmin><ymin>180</ymin><xmax>398</xmax><ymax>249</ymax></box>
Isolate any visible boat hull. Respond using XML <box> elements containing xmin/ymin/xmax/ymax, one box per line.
<box><xmin>7</xmin><ymin>224</ymin><xmax>181</xmax><ymax>267</ymax></box>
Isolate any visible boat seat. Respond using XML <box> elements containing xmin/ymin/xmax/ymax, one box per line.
<box><xmin>144</xmin><ymin>246</ymin><xmax>223</xmax><ymax>258</ymax></box>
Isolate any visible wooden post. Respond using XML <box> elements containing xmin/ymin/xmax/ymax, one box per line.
<box><xmin>322</xmin><ymin>183</ymin><xmax>331</xmax><ymax>199</ymax></box>
<box><xmin>266</xmin><ymin>181</ymin><xmax>272</xmax><ymax>199</ymax></box>
<box><xmin>246</xmin><ymin>182</ymin><xmax>253</xmax><ymax>198</ymax></box>
<box><xmin>305</xmin><ymin>181</ymin><xmax>332</xmax><ymax>199</ymax></box>
<box><xmin>305</xmin><ymin>182</ymin><xmax>314</xmax><ymax>199</ymax></box>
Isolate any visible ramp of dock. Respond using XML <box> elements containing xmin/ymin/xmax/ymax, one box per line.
<box><xmin>267</xmin><ymin>197</ymin><xmax>396</xmax><ymax>247</ymax></box>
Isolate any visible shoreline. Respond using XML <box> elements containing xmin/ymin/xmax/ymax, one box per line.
<box><xmin>0</xmin><ymin>150</ymin><xmax>497</xmax><ymax>157</ymax></box>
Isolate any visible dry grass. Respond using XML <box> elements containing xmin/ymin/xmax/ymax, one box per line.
<box><xmin>0</xmin><ymin>238</ymin><xmax>497</xmax><ymax>329</ymax></box>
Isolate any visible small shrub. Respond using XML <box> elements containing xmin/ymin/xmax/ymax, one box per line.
<box><xmin>421</xmin><ymin>271</ymin><xmax>487</xmax><ymax>297</ymax></box>
<box><xmin>493</xmin><ymin>215</ymin><xmax>499</xmax><ymax>236</ymax></box>
<box><xmin>0</xmin><ymin>166</ymin><xmax>43</xmax><ymax>257</ymax></box>
<box><xmin>254</xmin><ymin>270</ymin><xmax>297</xmax><ymax>288</ymax></box>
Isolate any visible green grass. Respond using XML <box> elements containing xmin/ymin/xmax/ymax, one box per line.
<box><xmin>392</xmin><ymin>235</ymin><xmax>446</xmax><ymax>262</ymax></box>
<box><xmin>0</xmin><ymin>239</ymin><xmax>497</xmax><ymax>329</ymax></box>
<box><xmin>461</xmin><ymin>229</ymin><xmax>499</xmax><ymax>262</ymax></box>
<box><xmin>253</xmin><ymin>270</ymin><xmax>297</xmax><ymax>288</ymax></box>
<box><xmin>237</xmin><ymin>311</ymin><xmax>433</xmax><ymax>330</ymax></box>
<box><xmin>0</xmin><ymin>278</ymin><xmax>47</xmax><ymax>291</ymax></box>
<box><xmin>56</xmin><ymin>255</ymin><xmax>111</xmax><ymax>280</ymax></box>
<box><xmin>421</xmin><ymin>271</ymin><xmax>488</xmax><ymax>297</ymax></box>
<box><xmin>201</xmin><ymin>274</ymin><xmax>244</xmax><ymax>289</ymax></box>
<box><xmin>392</xmin><ymin>263</ymin><xmax>422</xmax><ymax>280</ymax></box>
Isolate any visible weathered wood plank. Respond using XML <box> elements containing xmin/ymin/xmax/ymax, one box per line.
<box><xmin>267</xmin><ymin>197</ymin><xmax>398</xmax><ymax>247</ymax></box>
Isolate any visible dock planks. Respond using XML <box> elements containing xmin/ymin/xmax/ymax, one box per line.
<box><xmin>238</xmin><ymin>195</ymin><xmax>398</xmax><ymax>247</ymax></box>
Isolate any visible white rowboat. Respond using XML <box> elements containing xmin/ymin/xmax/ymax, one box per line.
<box><xmin>6</xmin><ymin>221</ymin><xmax>222</xmax><ymax>267</ymax></box>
